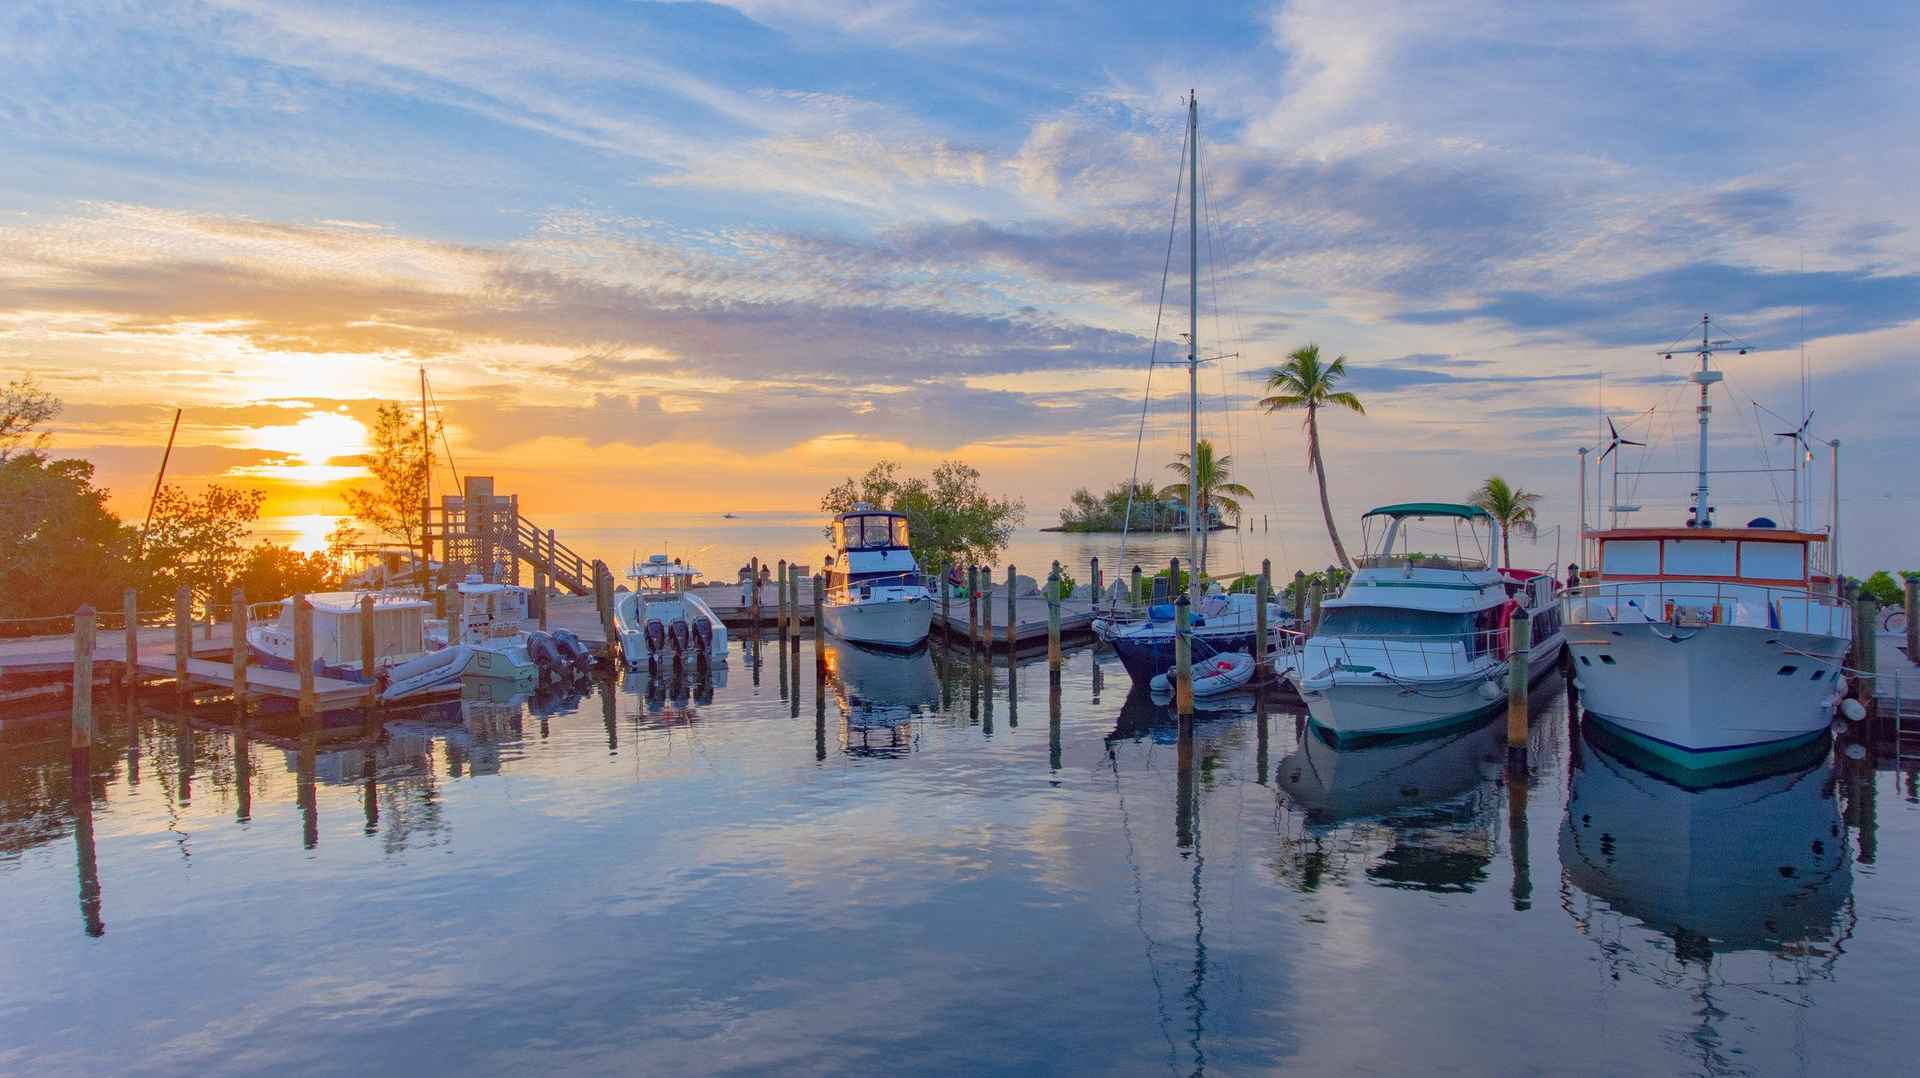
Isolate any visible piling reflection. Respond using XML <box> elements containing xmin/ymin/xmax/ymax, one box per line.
<box><xmin>822</xmin><ymin>639</ymin><xmax>938</xmax><ymax>757</ymax></box>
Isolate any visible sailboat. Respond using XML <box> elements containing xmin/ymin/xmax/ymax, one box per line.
<box><xmin>1564</xmin><ymin>316</ymin><xmax>1853</xmax><ymax>767</ymax></box>
<box><xmin>1091</xmin><ymin>92</ymin><xmax>1293</xmax><ymax>685</ymax></box>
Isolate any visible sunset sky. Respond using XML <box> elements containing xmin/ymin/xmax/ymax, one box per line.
<box><xmin>6</xmin><ymin>1</ymin><xmax>1918</xmax><ymax>568</ymax></box>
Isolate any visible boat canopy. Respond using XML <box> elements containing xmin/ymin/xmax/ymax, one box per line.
<box><xmin>833</xmin><ymin>509</ymin><xmax>909</xmax><ymax>553</ymax></box>
<box><xmin>1362</xmin><ymin>502</ymin><xmax>1490</xmax><ymax>521</ymax></box>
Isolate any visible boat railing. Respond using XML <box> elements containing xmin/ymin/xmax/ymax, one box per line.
<box><xmin>1563</xmin><ymin>581</ymin><xmax>1851</xmax><ymax>636</ymax></box>
<box><xmin>1284</xmin><ymin>627</ymin><xmax>1511</xmax><ymax>681</ymax></box>
<box><xmin>824</xmin><ymin>572</ymin><xmax>928</xmax><ymax>603</ymax></box>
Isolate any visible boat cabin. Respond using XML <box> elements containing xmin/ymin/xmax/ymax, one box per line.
<box><xmin>269</xmin><ymin>592</ymin><xmax>432</xmax><ymax>665</ymax></box>
<box><xmin>446</xmin><ymin>577</ymin><xmax>530</xmax><ymax>644</ymax></box>
<box><xmin>825</xmin><ymin>508</ymin><xmax>920</xmax><ymax>593</ymax></box>
<box><xmin>1577</xmin><ymin>524</ymin><xmax>1843</xmax><ymax>633</ymax></box>
<box><xmin>631</xmin><ymin>553</ymin><xmax>701</xmax><ymax>593</ymax></box>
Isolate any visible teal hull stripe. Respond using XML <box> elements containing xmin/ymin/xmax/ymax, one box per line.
<box><xmin>1582</xmin><ymin>712</ymin><xmax>1829</xmax><ymax>768</ymax></box>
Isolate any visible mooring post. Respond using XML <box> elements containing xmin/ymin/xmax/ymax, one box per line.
<box><xmin>231</xmin><ymin>588</ymin><xmax>248</xmax><ymax>700</ymax></box>
<box><xmin>811</xmin><ymin>573</ymin><xmax>825</xmax><ymax>669</ymax></box>
<box><xmin>777</xmin><ymin>558</ymin><xmax>789</xmax><ymax>640</ymax></box>
<box><xmin>1005</xmin><ymin>565</ymin><xmax>1016</xmax><ymax>653</ymax></box>
<box><xmin>593</xmin><ymin>560</ymin><xmax>619</xmax><ymax>664</ymax></box>
<box><xmin>173</xmin><ymin>586</ymin><xmax>192</xmax><ymax>683</ymax></box>
<box><xmin>1046</xmin><ymin>563</ymin><xmax>1063</xmax><ymax>679</ymax></box>
<box><xmin>359</xmin><ymin>593</ymin><xmax>377</xmax><ymax>681</ymax></box>
<box><xmin>749</xmin><ymin>557</ymin><xmax>761</xmax><ymax>627</ymax></box>
<box><xmin>1293</xmin><ymin>570</ymin><xmax>1306</xmax><ymax>626</ymax></box>
<box><xmin>1907</xmin><ymin>574</ymin><xmax>1919</xmax><ymax>663</ymax></box>
<box><xmin>1174</xmin><ymin>593</ymin><xmax>1194</xmax><ymax>715</ymax></box>
<box><xmin>968</xmin><ymin>566</ymin><xmax>980</xmax><ymax>649</ymax></box>
<box><xmin>940</xmin><ymin>562</ymin><xmax>952</xmax><ymax>639</ymax></box>
<box><xmin>1507</xmin><ymin>605</ymin><xmax>1532</xmax><ymax>758</ymax></box>
<box><xmin>72</xmin><ymin>605</ymin><xmax>95</xmax><ymax>752</ymax></box>
<box><xmin>1255</xmin><ymin>565</ymin><xmax>1271</xmax><ymax>676</ymax></box>
<box><xmin>1130</xmin><ymin>564</ymin><xmax>1143</xmax><ymax>611</ymax></box>
<box><xmin>533</xmin><ymin>566</ymin><xmax>548</xmax><ymax>630</ymax></box>
<box><xmin>982</xmin><ymin>572</ymin><xmax>993</xmax><ymax>654</ymax></box>
<box><xmin>122</xmin><ymin>588</ymin><xmax>138</xmax><ymax>681</ymax></box>
<box><xmin>1090</xmin><ymin>557</ymin><xmax>1102</xmax><ymax>607</ymax></box>
<box><xmin>1307</xmin><ymin>580</ymin><xmax>1324</xmax><ymax>637</ymax></box>
<box><xmin>1169</xmin><ymin>557</ymin><xmax>1180</xmax><ymax>602</ymax></box>
<box><xmin>1852</xmin><ymin>587</ymin><xmax>1877</xmax><ymax>704</ymax></box>
<box><xmin>294</xmin><ymin>593</ymin><xmax>316</xmax><ymax>718</ymax></box>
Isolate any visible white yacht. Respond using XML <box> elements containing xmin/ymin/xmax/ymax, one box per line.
<box><xmin>615</xmin><ymin>555</ymin><xmax>729</xmax><ymax>665</ymax></box>
<box><xmin>1564</xmin><ymin>318</ymin><xmax>1852</xmax><ymax>768</ymax></box>
<box><xmin>821</xmin><ymin>508</ymin><xmax>933</xmax><ymax>649</ymax></box>
<box><xmin>1289</xmin><ymin>503</ymin><xmax>1565</xmax><ymax>740</ymax></box>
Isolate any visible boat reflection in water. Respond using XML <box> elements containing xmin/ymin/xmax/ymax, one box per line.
<box><xmin>1561</xmin><ymin>721</ymin><xmax>1851</xmax><ymax>1068</ymax></box>
<box><xmin>1106</xmin><ymin>682</ymin><xmax>1255</xmax><ymax>745</ymax></box>
<box><xmin>1275</xmin><ymin>715</ymin><xmax>1505</xmax><ymax>893</ymax></box>
<box><xmin>822</xmin><ymin>638</ymin><xmax>939</xmax><ymax>756</ymax></box>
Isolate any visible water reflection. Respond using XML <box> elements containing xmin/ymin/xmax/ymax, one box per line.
<box><xmin>822</xmin><ymin>639</ymin><xmax>939</xmax><ymax>757</ymax></box>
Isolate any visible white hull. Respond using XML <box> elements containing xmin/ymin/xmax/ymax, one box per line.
<box><xmin>823</xmin><ymin>594</ymin><xmax>932</xmax><ymax>649</ymax></box>
<box><xmin>616</xmin><ymin>590</ymin><xmax>730</xmax><ymax>665</ymax></box>
<box><xmin>464</xmin><ymin>640</ymin><xmax>539</xmax><ymax>683</ymax></box>
<box><xmin>1298</xmin><ymin>643</ymin><xmax>1560</xmax><ymax>740</ymax></box>
<box><xmin>1566</xmin><ymin>621</ymin><xmax>1848</xmax><ymax>758</ymax></box>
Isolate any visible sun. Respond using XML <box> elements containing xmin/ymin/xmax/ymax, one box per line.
<box><xmin>231</xmin><ymin>410</ymin><xmax>372</xmax><ymax>483</ymax></box>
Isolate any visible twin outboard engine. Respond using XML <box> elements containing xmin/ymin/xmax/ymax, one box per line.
<box><xmin>551</xmin><ymin>628</ymin><xmax>595</xmax><ymax>669</ymax></box>
<box><xmin>644</xmin><ymin>619</ymin><xmax>666</xmax><ymax>657</ymax></box>
<box><xmin>667</xmin><ymin>619</ymin><xmax>691</xmax><ymax>656</ymax></box>
<box><xmin>691</xmin><ymin>619</ymin><xmax>714</xmax><ymax>656</ymax></box>
<box><xmin>527</xmin><ymin>631</ymin><xmax>568</xmax><ymax>678</ymax></box>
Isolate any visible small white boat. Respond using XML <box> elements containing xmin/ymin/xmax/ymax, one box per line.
<box><xmin>1149</xmin><ymin>651</ymin><xmax>1255</xmax><ymax>697</ymax></box>
<box><xmin>1288</xmin><ymin>503</ymin><xmax>1564</xmax><ymax>741</ymax></box>
<box><xmin>616</xmin><ymin>555</ymin><xmax>729</xmax><ymax>665</ymax></box>
<box><xmin>431</xmin><ymin>577</ymin><xmax>540</xmax><ymax>684</ymax></box>
<box><xmin>248</xmin><ymin>591</ymin><xmax>469</xmax><ymax>702</ymax></box>
<box><xmin>821</xmin><ymin>508</ymin><xmax>932</xmax><ymax>650</ymax></box>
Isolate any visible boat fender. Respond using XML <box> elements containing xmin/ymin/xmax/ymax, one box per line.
<box><xmin>1477</xmin><ymin>679</ymin><xmax>1503</xmax><ymax>702</ymax></box>
<box><xmin>1839</xmin><ymin>698</ymin><xmax>1867</xmax><ymax>722</ymax></box>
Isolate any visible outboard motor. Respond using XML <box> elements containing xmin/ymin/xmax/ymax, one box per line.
<box><xmin>668</xmin><ymin>619</ymin><xmax>691</xmax><ymax>656</ymax></box>
<box><xmin>644</xmin><ymin>619</ymin><xmax>666</xmax><ymax>657</ymax></box>
<box><xmin>552</xmin><ymin>628</ymin><xmax>594</xmax><ymax>668</ymax></box>
<box><xmin>527</xmin><ymin>631</ymin><xmax>566</xmax><ymax>678</ymax></box>
<box><xmin>691</xmin><ymin>619</ymin><xmax>714</xmax><ymax>656</ymax></box>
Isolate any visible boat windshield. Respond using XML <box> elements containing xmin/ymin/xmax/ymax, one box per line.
<box><xmin>842</xmin><ymin>514</ymin><xmax>906</xmax><ymax>550</ymax></box>
<box><xmin>1318</xmin><ymin>605</ymin><xmax>1474</xmax><ymax>638</ymax></box>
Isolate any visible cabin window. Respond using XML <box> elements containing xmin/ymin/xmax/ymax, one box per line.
<box><xmin>892</xmin><ymin>517</ymin><xmax>910</xmax><ymax>548</ymax></box>
<box><xmin>1740</xmin><ymin>541</ymin><xmax>1803</xmax><ymax>580</ymax></box>
<box><xmin>1663</xmin><ymin>539</ymin><xmax>1735</xmax><ymax>576</ymax></box>
<box><xmin>1601</xmin><ymin>540</ymin><xmax>1659</xmax><ymax>575</ymax></box>
<box><xmin>1317</xmin><ymin>606</ymin><xmax>1474</xmax><ymax>638</ymax></box>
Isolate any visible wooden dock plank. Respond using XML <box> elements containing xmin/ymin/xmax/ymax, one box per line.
<box><xmin>135</xmin><ymin>656</ymin><xmax>369</xmax><ymax>710</ymax></box>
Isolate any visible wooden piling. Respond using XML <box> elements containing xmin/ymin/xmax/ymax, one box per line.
<box><xmin>777</xmin><ymin>558</ymin><xmax>789</xmax><ymax>639</ymax></box>
<box><xmin>359</xmin><ymin>593</ymin><xmax>377</xmax><ymax>680</ymax></box>
<box><xmin>173</xmin><ymin>586</ymin><xmax>191</xmax><ymax>682</ymax></box>
<box><xmin>789</xmin><ymin>564</ymin><xmax>801</xmax><ymax>653</ymax></box>
<box><xmin>72</xmin><ymin>605</ymin><xmax>95</xmax><ymax>750</ymax></box>
<box><xmin>533</xmin><ymin>566</ymin><xmax>548</xmax><ymax>630</ymax></box>
<box><xmin>294</xmin><ymin>593</ymin><xmax>315</xmax><ymax>718</ymax></box>
<box><xmin>1130</xmin><ymin>565</ymin><xmax>1143</xmax><ymax>611</ymax></box>
<box><xmin>941</xmin><ymin>562</ymin><xmax>952</xmax><ymax>638</ymax></box>
<box><xmin>1254</xmin><ymin>565</ymin><xmax>1270</xmax><ymax>675</ymax></box>
<box><xmin>1307</xmin><ymin>580</ymin><xmax>1324</xmax><ymax>637</ymax></box>
<box><xmin>122</xmin><ymin>588</ymin><xmax>138</xmax><ymax>680</ymax></box>
<box><xmin>1169</xmin><ymin>557</ymin><xmax>1180</xmax><ymax>602</ymax></box>
<box><xmin>1090</xmin><ymin>557</ymin><xmax>1102</xmax><ymax>606</ymax></box>
<box><xmin>1047</xmin><ymin>564</ymin><xmax>1063</xmax><ymax>678</ymax></box>
<box><xmin>1507</xmin><ymin>606</ymin><xmax>1532</xmax><ymax>751</ymax></box>
<box><xmin>1174</xmin><ymin>593</ymin><xmax>1193</xmax><ymax>715</ymax></box>
<box><xmin>593</xmin><ymin>560</ymin><xmax>619</xmax><ymax>663</ymax></box>
<box><xmin>968</xmin><ymin>566</ymin><xmax>980</xmax><ymax>648</ymax></box>
<box><xmin>811</xmin><ymin>573</ymin><xmax>825</xmax><ymax>667</ymax></box>
<box><xmin>981</xmin><ymin>572</ymin><xmax>993</xmax><ymax>653</ymax></box>
<box><xmin>231</xmin><ymin>588</ymin><xmax>248</xmax><ymax>699</ymax></box>
<box><xmin>1851</xmin><ymin>589</ymin><xmax>1877</xmax><ymax>704</ymax></box>
<box><xmin>1005</xmin><ymin>565</ymin><xmax>1016</xmax><ymax>652</ymax></box>
<box><xmin>1293</xmin><ymin>570</ymin><xmax>1306</xmax><ymax>626</ymax></box>
<box><xmin>749</xmin><ymin>557</ymin><xmax>761</xmax><ymax>626</ymax></box>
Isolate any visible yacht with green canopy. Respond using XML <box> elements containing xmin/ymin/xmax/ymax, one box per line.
<box><xmin>1286</xmin><ymin>502</ymin><xmax>1564</xmax><ymax>740</ymax></box>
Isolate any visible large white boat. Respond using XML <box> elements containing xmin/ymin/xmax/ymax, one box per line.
<box><xmin>615</xmin><ymin>555</ymin><xmax>729</xmax><ymax>665</ymax></box>
<box><xmin>248</xmin><ymin>590</ymin><xmax>477</xmax><ymax>702</ymax></box>
<box><xmin>820</xmin><ymin>508</ymin><xmax>932</xmax><ymax>650</ymax></box>
<box><xmin>1564</xmin><ymin>318</ymin><xmax>1852</xmax><ymax>768</ymax></box>
<box><xmin>1288</xmin><ymin>503</ymin><xmax>1565</xmax><ymax>741</ymax></box>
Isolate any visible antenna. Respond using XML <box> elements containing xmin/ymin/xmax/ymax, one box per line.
<box><xmin>1658</xmin><ymin>315</ymin><xmax>1747</xmax><ymax>527</ymax></box>
<box><xmin>1771</xmin><ymin>411</ymin><xmax>1816</xmax><ymax>530</ymax></box>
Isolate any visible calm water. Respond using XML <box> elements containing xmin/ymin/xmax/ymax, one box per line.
<box><xmin>3</xmin><ymin>641</ymin><xmax>1915</xmax><ymax>1075</ymax></box>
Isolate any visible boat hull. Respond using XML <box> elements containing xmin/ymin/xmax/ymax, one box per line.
<box><xmin>823</xmin><ymin>595</ymin><xmax>932</xmax><ymax>650</ymax></box>
<box><xmin>1298</xmin><ymin>644</ymin><xmax>1560</xmax><ymax>742</ymax></box>
<box><xmin>1565</xmin><ymin>621</ymin><xmax>1848</xmax><ymax>767</ymax></box>
<box><xmin>1100</xmin><ymin>622</ymin><xmax>1296</xmax><ymax>684</ymax></box>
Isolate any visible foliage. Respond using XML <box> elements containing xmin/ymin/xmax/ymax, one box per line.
<box><xmin>233</xmin><ymin>543</ymin><xmax>343</xmax><ymax>602</ymax></box>
<box><xmin>1163</xmin><ymin>439</ymin><xmax>1254</xmax><ymax>569</ymax></box>
<box><xmin>1281</xmin><ymin>566</ymin><xmax>1351</xmax><ymax>602</ymax></box>
<box><xmin>0</xmin><ymin>453</ymin><xmax>132</xmax><ymax>626</ymax></box>
<box><xmin>1055</xmin><ymin>480</ymin><xmax>1172</xmax><ymax>531</ymax></box>
<box><xmin>1862</xmin><ymin>570</ymin><xmax>1911</xmax><ymax>606</ymax></box>
<box><xmin>1</xmin><ymin>374</ymin><xmax>60</xmax><ymax>464</ymax></box>
<box><xmin>1468</xmin><ymin>475</ymin><xmax>1543</xmax><ymax>568</ymax></box>
<box><xmin>341</xmin><ymin>400</ymin><xmax>438</xmax><ymax>548</ymax></box>
<box><xmin>1260</xmin><ymin>344</ymin><xmax>1366</xmax><ymax>571</ymax></box>
<box><xmin>141</xmin><ymin>484</ymin><xmax>267</xmax><ymax>606</ymax></box>
<box><xmin>1050</xmin><ymin>570</ymin><xmax>1077</xmax><ymax>598</ymax></box>
<box><xmin>820</xmin><ymin>460</ymin><xmax>1024</xmax><ymax>574</ymax></box>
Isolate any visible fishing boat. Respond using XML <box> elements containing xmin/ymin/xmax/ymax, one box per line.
<box><xmin>247</xmin><ymin>591</ymin><xmax>473</xmax><ymax>702</ymax></box>
<box><xmin>430</xmin><ymin>577</ymin><xmax>541</xmax><ymax>683</ymax></box>
<box><xmin>1288</xmin><ymin>503</ymin><xmax>1565</xmax><ymax>741</ymax></box>
<box><xmin>1563</xmin><ymin>316</ymin><xmax>1852</xmax><ymax>768</ymax></box>
<box><xmin>820</xmin><ymin>507</ymin><xmax>933</xmax><ymax>649</ymax></box>
<box><xmin>1090</xmin><ymin>91</ymin><xmax>1294</xmax><ymax>684</ymax></box>
<box><xmin>615</xmin><ymin>555</ymin><xmax>729</xmax><ymax>665</ymax></box>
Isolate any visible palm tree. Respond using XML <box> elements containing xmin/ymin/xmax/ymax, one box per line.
<box><xmin>1259</xmin><ymin>344</ymin><xmax>1366</xmax><ymax>570</ymax></box>
<box><xmin>1469</xmin><ymin>475</ymin><xmax>1542</xmax><ymax>568</ymax></box>
<box><xmin>1163</xmin><ymin>439</ymin><xmax>1253</xmax><ymax>571</ymax></box>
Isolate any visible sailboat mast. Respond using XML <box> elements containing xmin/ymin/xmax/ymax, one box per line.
<box><xmin>1186</xmin><ymin>91</ymin><xmax>1200</xmax><ymax>595</ymax></box>
<box><xmin>420</xmin><ymin>366</ymin><xmax>432</xmax><ymax>588</ymax></box>
<box><xmin>1691</xmin><ymin>315</ymin><xmax>1716</xmax><ymax>527</ymax></box>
